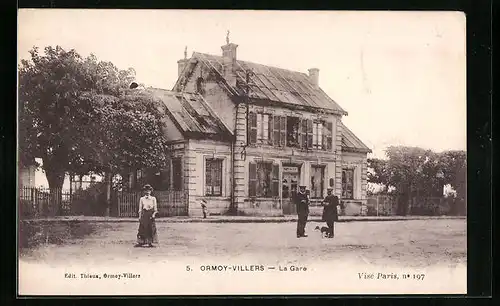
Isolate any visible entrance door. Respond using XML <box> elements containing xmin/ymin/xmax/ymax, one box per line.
<box><xmin>282</xmin><ymin>165</ymin><xmax>300</xmax><ymax>215</ymax></box>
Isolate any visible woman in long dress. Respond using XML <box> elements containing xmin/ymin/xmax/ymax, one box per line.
<box><xmin>135</xmin><ymin>184</ymin><xmax>159</xmax><ymax>247</ymax></box>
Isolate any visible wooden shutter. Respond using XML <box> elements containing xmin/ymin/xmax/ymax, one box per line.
<box><xmin>299</xmin><ymin>119</ymin><xmax>307</xmax><ymax>148</ymax></box>
<box><xmin>307</xmin><ymin>119</ymin><xmax>313</xmax><ymax>149</ymax></box>
<box><xmin>341</xmin><ymin>170</ymin><xmax>346</xmax><ymax>198</ymax></box>
<box><xmin>248</xmin><ymin>112</ymin><xmax>257</xmax><ymax>144</ymax></box>
<box><xmin>273</xmin><ymin>115</ymin><xmax>280</xmax><ymax>146</ymax></box>
<box><xmin>249</xmin><ymin>162</ymin><xmax>257</xmax><ymax>197</ymax></box>
<box><xmin>271</xmin><ymin>164</ymin><xmax>280</xmax><ymax>197</ymax></box>
<box><xmin>268</xmin><ymin>114</ymin><xmax>274</xmax><ymax>145</ymax></box>
<box><xmin>279</xmin><ymin>117</ymin><xmax>287</xmax><ymax>147</ymax></box>
<box><xmin>326</xmin><ymin>121</ymin><xmax>333</xmax><ymax>151</ymax></box>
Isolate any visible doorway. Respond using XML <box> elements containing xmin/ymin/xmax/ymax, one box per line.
<box><xmin>281</xmin><ymin>163</ymin><xmax>302</xmax><ymax>215</ymax></box>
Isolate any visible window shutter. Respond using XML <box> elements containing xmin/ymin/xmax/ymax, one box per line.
<box><xmin>326</xmin><ymin>121</ymin><xmax>333</xmax><ymax>151</ymax></box>
<box><xmin>249</xmin><ymin>162</ymin><xmax>257</xmax><ymax>197</ymax></box>
<box><xmin>248</xmin><ymin>112</ymin><xmax>257</xmax><ymax>144</ymax></box>
<box><xmin>341</xmin><ymin>170</ymin><xmax>346</xmax><ymax>198</ymax></box>
<box><xmin>279</xmin><ymin>117</ymin><xmax>286</xmax><ymax>147</ymax></box>
<box><xmin>271</xmin><ymin>164</ymin><xmax>280</xmax><ymax>197</ymax></box>
<box><xmin>268</xmin><ymin>114</ymin><xmax>274</xmax><ymax>145</ymax></box>
<box><xmin>299</xmin><ymin>120</ymin><xmax>307</xmax><ymax>148</ymax></box>
<box><xmin>273</xmin><ymin>115</ymin><xmax>280</xmax><ymax>146</ymax></box>
<box><xmin>307</xmin><ymin>119</ymin><xmax>313</xmax><ymax>149</ymax></box>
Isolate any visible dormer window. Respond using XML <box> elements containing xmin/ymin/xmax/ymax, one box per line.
<box><xmin>196</xmin><ymin>77</ymin><xmax>205</xmax><ymax>95</ymax></box>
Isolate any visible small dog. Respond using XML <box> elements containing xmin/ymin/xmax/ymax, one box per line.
<box><xmin>314</xmin><ymin>225</ymin><xmax>329</xmax><ymax>238</ymax></box>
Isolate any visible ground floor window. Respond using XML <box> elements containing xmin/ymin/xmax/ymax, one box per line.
<box><xmin>342</xmin><ymin>168</ymin><xmax>354</xmax><ymax>199</ymax></box>
<box><xmin>249</xmin><ymin>161</ymin><xmax>279</xmax><ymax>198</ymax></box>
<box><xmin>205</xmin><ymin>158</ymin><xmax>223</xmax><ymax>196</ymax></box>
<box><xmin>310</xmin><ymin>165</ymin><xmax>325</xmax><ymax>198</ymax></box>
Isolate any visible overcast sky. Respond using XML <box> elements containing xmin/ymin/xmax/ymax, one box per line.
<box><xmin>18</xmin><ymin>9</ymin><xmax>466</xmax><ymax>159</ymax></box>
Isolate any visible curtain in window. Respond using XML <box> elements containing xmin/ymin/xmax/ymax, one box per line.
<box><xmin>342</xmin><ymin>169</ymin><xmax>354</xmax><ymax>199</ymax></box>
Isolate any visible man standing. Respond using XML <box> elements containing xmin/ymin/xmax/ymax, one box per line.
<box><xmin>322</xmin><ymin>187</ymin><xmax>341</xmax><ymax>238</ymax></box>
<box><xmin>295</xmin><ymin>185</ymin><xmax>310</xmax><ymax>238</ymax></box>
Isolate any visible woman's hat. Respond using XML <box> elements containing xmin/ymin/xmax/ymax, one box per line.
<box><xmin>201</xmin><ymin>199</ymin><xmax>207</xmax><ymax>204</ymax></box>
<box><xmin>327</xmin><ymin>187</ymin><xmax>334</xmax><ymax>190</ymax></box>
<box><xmin>142</xmin><ymin>184</ymin><xmax>153</xmax><ymax>191</ymax></box>
<box><xmin>299</xmin><ymin>185</ymin><xmax>306</xmax><ymax>188</ymax></box>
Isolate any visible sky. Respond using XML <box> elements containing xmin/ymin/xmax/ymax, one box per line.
<box><xmin>18</xmin><ymin>9</ymin><xmax>466</xmax><ymax>164</ymax></box>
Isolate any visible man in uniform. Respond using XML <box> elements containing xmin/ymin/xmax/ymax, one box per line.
<box><xmin>295</xmin><ymin>185</ymin><xmax>310</xmax><ymax>238</ymax></box>
<box><xmin>322</xmin><ymin>187</ymin><xmax>341</xmax><ymax>238</ymax></box>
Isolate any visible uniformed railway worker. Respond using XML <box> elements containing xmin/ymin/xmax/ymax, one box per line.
<box><xmin>295</xmin><ymin>185</ymin><xmax>310</xmax><ymax>238</ymax></box>
<box><xmin>322</xmin><ymin>187</ymin><xmax>341</xmax><ymax>238</ymax></box>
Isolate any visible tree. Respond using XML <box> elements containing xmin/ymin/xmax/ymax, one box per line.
<box><xmin>368</xmin><ymin>146</ymin><xmax>447</xmax><ymax>215</ymax></box>
<box><xmin>88</xmin><ymin>89</ymin><xmax>170</xmax><ymax>174</ymax></box>
<box><xmin>439</xmin><ymin>150</ymin><xmax>466</xmax><ymax>200</ymax></box>
<box><xmin>18</xmin><ymin>46</ymin><xmax>169</xmax><ymax>214</ymax></box>
<box><xmin>367</xmin><ymin>158</ymin><xmax>390</xmax><ymax>193</ymax></box>
<box><xmin>367</xmin><ymin>146</ymin><xmax>466</xmax><ymax>215</ymax></box>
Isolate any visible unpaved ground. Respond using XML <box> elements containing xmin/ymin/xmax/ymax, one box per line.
<box><xmin>19</xmin><ymin>219</ymin><xmax>466</xmax><ymax>268</ymax></box>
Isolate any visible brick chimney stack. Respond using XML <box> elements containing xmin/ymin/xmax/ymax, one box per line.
<box><xmin>221</xmin><ymin>31</ymin><xmax>238</xmax><ymax>85</ymax></box>
<box><xmin>308</xmin><ymin>68</ymin><xmax>320</xmax><ymax>89</ymax></box>
<box><xmin>177</xmin><ymin>46</ymin><xmax>188</xmax><ymax>77</ymax></box>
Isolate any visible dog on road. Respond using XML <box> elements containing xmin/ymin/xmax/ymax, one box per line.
<box><xmin>314</xmin><ymin>225</ymin><xmax>330</xmax><ymax>238</ymax></box>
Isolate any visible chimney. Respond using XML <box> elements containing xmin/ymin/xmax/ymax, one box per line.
<box><xmin>177</xmin><ymin>46</ymin><xmax>188</xmax><ymax>77</ymax></box>
<box><xmin>221</xmin><ymin>32</ymin><xmax>238</xmax><ymax>85</ymax></box>
<box><xmin>308</xmin><ymin>68</ymin><xmax>320</xmax><ymax>89</ymax></box>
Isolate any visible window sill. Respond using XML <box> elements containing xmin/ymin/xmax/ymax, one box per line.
<box><xmin>245</xmin><ymin>197</ymin><xmax>280</xmax><ymax>202</ymax></box>
<box><xmin>203</xmin><ymin>196</ymin><xmax>230</xmax><ymax>200</ymax></box>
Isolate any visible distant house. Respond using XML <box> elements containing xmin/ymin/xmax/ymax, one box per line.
<box><xmin>127</xmin><ymin>39</ymin><xmax>371</xmax><ymax>216</ymax></box>
<box><xmin>19</xmin><ymin>165</ymin><xmax>37</xmax><ymax>188</ymax></box>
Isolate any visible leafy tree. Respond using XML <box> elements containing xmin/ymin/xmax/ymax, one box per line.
<box><xmin>367</xmin><ymin>146</ymin><xmax>466</xmax><ymax>215</ymax></box>
<box><xmin>367</xmin><ymin>158</ymin><xmax>390</xmax><ymax>193</ymax></box>
<box><xmin>88</xmin><ymin>89</ymin><xmax>170</xmax><ymax>175</ymax></box>
<box><xmin>18</xmin><ymin>46</ymin><xmax>169</xmax><ymax>214</ymax></box>
<box><xmin>439</xmin><ymin>150</ymin><xmax>466</xmax><ymax>200</ymax></box>
<box><xmin>19</xmin><ymin>46</ymin><xmax>135</xmax><ymax>187</ymax></box>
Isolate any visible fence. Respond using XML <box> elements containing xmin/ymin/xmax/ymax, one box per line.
<box><xmin>366</xmin><ymin>195</ymin><xmax>466</xmax><ymax>216</ymax></box>
<box><xmin>116</xmin><ymin>190</ymin><xmax>188</xmax><ymax>217</ymax></box>
<box><xmin>366</xmin><ymin>195</ymin><xmax>399</xmax><ymax>216</ymax></box>
<box><xmin>19</xmin><ymin>187</ymin><xmax>72</xmax><ymax>217</ymax></box>
<box><xmin>19</xmin><ymin>185</ymin><xmax>107</xmax><ymax>218</ymax></box>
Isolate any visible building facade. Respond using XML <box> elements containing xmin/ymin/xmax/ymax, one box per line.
<box><xmin>131</xmin><ymin>39</ymin><xmax>371</xmax><ymax>217</ymax></box>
